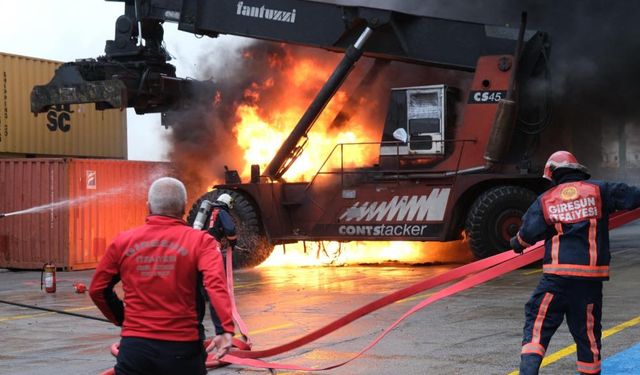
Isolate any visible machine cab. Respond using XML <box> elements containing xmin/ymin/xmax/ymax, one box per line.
<box><xmin>380</xmin><ymin>84</ymin><xmax>451</xmax><ymax>160</ymax></box>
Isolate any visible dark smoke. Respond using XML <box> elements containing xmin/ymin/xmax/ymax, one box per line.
<box><xmin>545</xmin><ymin>3</ymin><xmax>640</xmax><ymax>182</ymax></box>
<box><xmin>166</xmin><ymin>104</ymin><xmax>225</xmax><ymax>195</ymax></box>
<box><xmin>166</xmin><ymin>41</ymin><xmax>291</xmax><ymax>195</ymax></box>
<box><xmin>325</xmin><ymin>0</ymin><xmax>640</xmax><ymax>182</ymax></box>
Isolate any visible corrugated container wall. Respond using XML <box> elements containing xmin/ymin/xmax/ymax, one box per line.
<box><xmin>0</xmin><ymin>52</ymin><xmax>127</xmax><ymax>158</ymax></box>
<box><xmin>0</xmin><ymin>158</ymin><xmax>171</xmax><ymax>270</ymax></box>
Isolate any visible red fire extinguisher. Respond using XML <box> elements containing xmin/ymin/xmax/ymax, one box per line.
<box><xmin>41</xmin><ymin>262</ymin><xmax>56</xmax><ymax>293</ymax></box>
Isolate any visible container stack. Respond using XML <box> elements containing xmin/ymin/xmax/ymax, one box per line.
<box><xmin>0</xmin><ymin>52</ymin><xmax>169</xmax><ymax>270</ymax></box>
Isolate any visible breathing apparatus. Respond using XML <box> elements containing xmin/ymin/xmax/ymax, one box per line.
<box><xmin>193</xmin><ymin>200</ymin><xmax>213</xmax><ymax>230</ymax></box>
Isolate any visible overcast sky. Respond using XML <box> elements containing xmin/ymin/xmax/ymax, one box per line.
<box><xmin>1</xmin><ymin>0</ymin><xmax>248</xmax><ymax>161</ymax></box>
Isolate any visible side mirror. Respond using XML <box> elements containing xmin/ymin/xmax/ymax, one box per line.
<box><xmin>392</xmin><ymin>128</ymin><xmax>408</xmax><ymax>143</ymax></box>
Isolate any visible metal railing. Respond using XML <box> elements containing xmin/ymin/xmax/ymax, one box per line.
<box><xmin>304</xmin><ymin>138</ymin><xmax>478</xmax><ymax>191</ymax></box>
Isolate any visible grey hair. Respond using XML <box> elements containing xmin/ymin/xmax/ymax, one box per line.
<box><xmin>147</xmin><ymin>177</ymin><xmax>187</xmax><ymax>216</ymax></box>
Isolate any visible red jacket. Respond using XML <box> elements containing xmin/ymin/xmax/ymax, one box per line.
<box><xmin>89</xmin><ymin>215</ymin><xmax>234</xmax><ymax>341</ymax></box>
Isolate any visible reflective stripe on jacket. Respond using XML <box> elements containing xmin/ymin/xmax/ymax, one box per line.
<box><xmin>516</xmin><ymin>179</ymin><xmax>640</xmax><ymax>280</ymax></box>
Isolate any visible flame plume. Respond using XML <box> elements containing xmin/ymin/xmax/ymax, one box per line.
<box><xmin>171</xmin><ymin>40</ymin><xmax>473</xmax><ymax>265</ymax></box>
<box><xmin>233</xmin><ymin>44</ymin><xmax>384</xmax><ymax>181</ymax></box>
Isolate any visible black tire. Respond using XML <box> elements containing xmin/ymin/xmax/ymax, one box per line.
<box><xmin>465</xmin><ymin>185</ymin><xmax>537</xmax><ymax>259</ymax></box>
<box><xmin>187</xmin><ymin>189</ymin><xmax>274</xmax><ymax>268</ymax></box>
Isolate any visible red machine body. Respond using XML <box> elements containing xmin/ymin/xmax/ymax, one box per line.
<box><xmin>201</xmin><ymin>51</ymin><xmax>549</xmax><ymax>266</ymax></box>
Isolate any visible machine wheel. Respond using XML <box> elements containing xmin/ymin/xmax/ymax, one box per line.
<box><xmin>465</xmin><ymin>185</ymin><xmax>537</xmax><ymax>259</ymax></box>
<box><xmin>187</xmin><ymin>189</ymin><xmax>274</xmax><ymax>268</ymax></box>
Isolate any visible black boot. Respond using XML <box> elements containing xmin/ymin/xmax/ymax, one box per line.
<box><xmin>519</xmin><ymin>354</ymin><xmax>543</xmax><ymax>375</ymax></box>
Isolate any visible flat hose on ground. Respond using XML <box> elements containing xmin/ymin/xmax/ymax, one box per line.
<box><xmin>0</xmin><ymin>299</ymin><xmax>110</xmax><ymax>323</ymax></box>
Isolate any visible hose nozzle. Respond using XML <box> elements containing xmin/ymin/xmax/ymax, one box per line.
<box><xmin>0</xmin><ymin>213</ymin><xmax>5</xmax><ymax>219</ymax></box>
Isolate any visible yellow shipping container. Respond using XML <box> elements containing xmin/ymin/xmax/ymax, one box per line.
<box><xmin>0</xmin><ymin>52</ymin><xmax>127</xmax><ymax>158</ymax></box>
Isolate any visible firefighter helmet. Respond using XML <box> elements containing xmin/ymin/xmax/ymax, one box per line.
<box><xmin>543</xmin><ymin>151</ymin><xmax>589</xmax><ymax>180</ymax></box>
<box><xmin>217</xmin><ymin>193</ymin><xmax>234</xmax><ymax>209</ymax></box>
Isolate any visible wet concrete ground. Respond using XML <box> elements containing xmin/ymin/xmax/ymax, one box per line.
<box><xmin>1</xmin><ymin>221</ymin><xmax>639</xmax><ymax>375</ymax></box>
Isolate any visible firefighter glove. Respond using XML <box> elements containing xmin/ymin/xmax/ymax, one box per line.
<box><xmin>510</xmin><ymin>236</ymin><xmax>524</xmax><ymax>254</ymax></box>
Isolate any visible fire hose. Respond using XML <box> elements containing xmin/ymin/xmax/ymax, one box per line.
<box><xmin>0</xmin><ymin>299</ymin><xmax>110</xmax><ymax>323</ymax></box>
<box><xmin>101</xmin><ymin>208</ymin><xmax>640</xmax><ymax>373</ymax></box>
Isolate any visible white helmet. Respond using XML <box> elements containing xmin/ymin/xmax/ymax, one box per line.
<box><xmin>217</xmin><ymin>193</ymin><xmax>234</xmax><ymax>209</ymax></box>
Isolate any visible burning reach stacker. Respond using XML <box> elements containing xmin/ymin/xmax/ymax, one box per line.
<box><xmin>31</xmin><ymin>0</ymin><xmax>553</xmax><ymax>267</ymax></box>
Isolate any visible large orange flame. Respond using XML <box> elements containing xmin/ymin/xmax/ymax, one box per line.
<box><xmin>230</xmin><ymin>44</ymin><xmax>472</xmax><ymax>266</ymax></box>
<box><xmin>234</xmin><ymin>51</ymin><xmax>377</xmax><ymax>181</ymax></box>
<box><xmin>258</xmin><ymin>240</ymin><xmax>474</xmax><ymax>268</ymax></box>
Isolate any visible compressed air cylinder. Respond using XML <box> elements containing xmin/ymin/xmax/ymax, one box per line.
<box><xmin>192</xmin><ymin>200</ymin><xmax>213</xmax><ymax>230</ymax></box>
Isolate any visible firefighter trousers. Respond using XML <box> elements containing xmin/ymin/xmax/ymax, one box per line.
<box><xmin>519</xmin><ymin>274</ymin><xmax>603</xmax><ymax>375</ymax></box>
<box><xmin>201</xmin><ymin>253</ymin><xmax>228</xmax><ymax>336</ymax></box>
<box><xmin>115</xmin><ymin>336</ymin><xmax>206</xmax><ymax>375</ymax></box>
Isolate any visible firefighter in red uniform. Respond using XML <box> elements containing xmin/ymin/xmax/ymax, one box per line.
<box><xmin>511</xmin><ymin>151</ymin><xmax>640</xmax><ymax>375</ymax></box>
<box><xmin>89</xmin><ymin>177</ymin><xmax>235</xmax><ymax>375</ymax></box>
